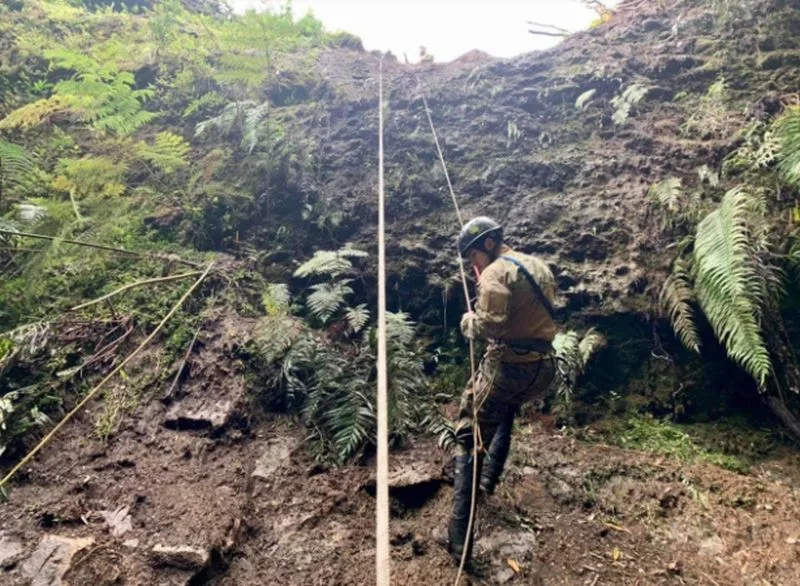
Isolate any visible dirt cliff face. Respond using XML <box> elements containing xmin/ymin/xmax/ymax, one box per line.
<box><xmin>246</xmin><ymin>0</ymin><xmax>800</xmax><ymax>323</ymax></box>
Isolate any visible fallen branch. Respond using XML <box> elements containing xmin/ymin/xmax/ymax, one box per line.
<box><xmin>164</xmin><ymin>327</ymin><xmax>202</xmax><ymax>400</ymax></box>
<box><xmin>528</xmin><ymin>28</ymin><xmax>570</xmax><ymax>37</ymax></box>
<box><xmin>526</xmin><ymin>21</ymin><xmax>572</xmax><ymax>34</ymax></box>
<box><xmin>0</xmin><ymin>262</ymin><xmax>214</xmax><ymax>490</ymax></box>
<box><xmin>0</xmin><ymin>229</ymin><xmax>202</xmax><ymax>269</ymax></box>
<box><xmin>70</xmin><ymin>272</ymin><xmax>202</xmax><ymax>311</ymax></box>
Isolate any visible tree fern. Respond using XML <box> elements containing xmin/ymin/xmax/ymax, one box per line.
<box><xmin>693</xmin><ymin>187</ymin><xmax>772</xmax><ymax>384</ymax></box>
<box><xmin>774</xmin><ymin>105</ymin><xmax>800</xmax><ymax>187</ymax></box>
<box><xmin>612</xmin><ymin>83</ymin><xmax>649</xmax><ymax>125</ymax></box>
<box><xmin>306</xmin><ymin>281</ymin><xmax>354</xmax><ymax>323</ymax></box>
<box><xmin>0</xmin><ymin>97</ymin><xmax>67</xmax><ymax>131</ymax></box>
<box><xmin>195</xmin><ymin>101</ymin><xmax>255</xmax><ymax>139</ymax></box>
<box><xmin>660</xmin><ymin>257</ymin><xmax>701</xmax><ymax>353</ymax></box>
<box><xmin>242</xmin><ymin>101</ymin><xmax>271</xmax><ymax>154</ymax></box>
<box><xmin>135</xmin><ymin>131</ymin><xmax>190</xmax><ymax>174</ymax></box>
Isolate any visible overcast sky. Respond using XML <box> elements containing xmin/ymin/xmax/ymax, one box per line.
<box><xmin>229</xmin><ymin>0</ymin><xmax>622</xmax><ymax>62</ymax></box>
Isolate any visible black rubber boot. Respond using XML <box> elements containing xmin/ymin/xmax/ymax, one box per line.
<box><xmin>447</xmin><ymin>453</ymin><xmax>477</xmax><ymax>563</ymax></box>
<box><xmin>479</xmin><ymin>409</ymin><xmax>515</xmax><ymax>495</ymax></box>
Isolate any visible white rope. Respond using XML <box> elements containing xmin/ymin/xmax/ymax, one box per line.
<box><xmin>375</xmin><ymin>58</ymin><xmax>391</xmax><ymax>586</ymax></box>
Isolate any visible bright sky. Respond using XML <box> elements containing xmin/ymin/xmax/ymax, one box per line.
<box><xmin>230</xmin><ymin>0</ymin><xmax>622</xmax><ymax>62</ymax></box>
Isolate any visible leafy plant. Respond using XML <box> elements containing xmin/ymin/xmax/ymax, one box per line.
<box><xmin>774</xmin><ymin>106</ymin><xmax>800</xmax><ymax>187</ymax></box>
<box><xmin>682</xmin><ymin>77</ymin><xmax>731</xmax><ymax>138</ymax></box>
<box><xmin>660</xmin><ymin>257</ymin><xmax>701</xmax><ymax>353</ymax></box>
<box><xmin>649</xmin><ymin>177</ymin><xmax>683</xmax><ymax>213</ymax></box>
<box><xmin>135</xmin><ymin>131</ymin><xmax>190</xmax><ymax>174</ymax></box>
<box><xmin>611</xmin><ymin>83</ymin><xmax>649</xmax><ymax>125</ymax></box>
<box><xmin>293</xmin><ymin>247</ymin><xmax>367</xmax><ymax>279</ymax></box>
<box><xmin>0</xmin><ymin>140</ymin><xmax>36</xmax><ymax>194</ymax></box>
<box><xmin>553</xmin><ymin>328</ymin><xmax>606</xmax><ymax>406</ymax></box>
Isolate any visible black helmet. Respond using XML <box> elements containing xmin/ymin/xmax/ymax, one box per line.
<box><xmin>457</xmin><ymin>216</ymin><xmax>503</xmax><ymax>256</ymax></box>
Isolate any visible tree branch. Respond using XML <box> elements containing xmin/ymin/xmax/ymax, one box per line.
<box><xmin>0</xmin><ymin>229</ymin><xmax>202</xmax><ymax>268</ymax></box>
<box><xmin>526</xmin><ymin>21</ymin><xmax>572</xmax><ymax>34</ymax></box>
<box><xmin>70</xmin><ymin>272</ymin><xmax>202</xmax><ymax>311</ymax></box>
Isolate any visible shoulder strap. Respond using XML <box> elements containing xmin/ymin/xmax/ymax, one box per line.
<box><xmin>499</xmin><ymin>255</ymin><xmax>557</xmax><ymax>320</ymax></box>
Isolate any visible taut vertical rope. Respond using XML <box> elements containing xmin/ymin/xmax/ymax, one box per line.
<box><xmin>406</xmin><ymin>58</ymin><xmax>480</xmax><ymax>586</ymax></box>
<box><xmin>375</xmin><ymin>58</ymin><xmax>391</xmax><ymax>586</ymax></box>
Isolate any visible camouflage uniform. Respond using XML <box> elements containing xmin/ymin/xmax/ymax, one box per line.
<box><xmin>445</xmin><ymin>245</ymin><xmax>557</xmax><ymax>561</ymax></box>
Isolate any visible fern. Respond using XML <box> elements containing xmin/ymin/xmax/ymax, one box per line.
<box><xmin>612</xmin><ymin>83</ymin><xmax>649</xmax><ymax>125</ymax></box>
<box><xmin>51</xmin><ymin>156</ymin><xmax>128</xmax><ymax>199</ymax></box>
<box><xmin>243</xmin><ymin>101</ymin><xmax>272</xmax><ymax>154</ymax></box>
<box><xmin>293</xmin><ymin>247</ymin><xmax>367</xmax><ymax>279</ymax></box>
<box><xmin>0</xmin><ymin>139</ymin><xmax>36</xmax><ymax>192</ymax></box>
<box><xmin>575</xmin><ymin>89</ymin><xmax>597</xmax><ymax>110</ymax></box>
<box><xmin>649</xmin><ymin>177</ymin><xmax>683</xmax><ymax>213</ymax></box>
<box><xmin>660</xmin><ymin>258</ymin><xmax>701</xmax><ymax>353</ymax></box>
<box><xmin>774</xmin><ymin>106</ymin><xmax>800</xmax><ymax>187</ymax></box>
<box><xmin>194</xmin><ymin>100</ymin><xmax>274</xmax><ymax>154</ymax></box>
<box><xmin>262</xmin><ymin>283</ymin><xmax>291</xmax><ymax>316</ymax></box>
<box><xmin>553</xmin><ymin>328</ymin><xmax>605</xmax><ymax>406</ymax></box>
<box><xmin>693</xmin><ymin>186</ymin><xmax>772</xmax><ymax>385</ymax></box>
<box><xmin>183</xmin><ymin>91</ymin><xmax>226</xmax><ymax>119</ymax></box>
<box><xmin>0</xmin><ymin>97</ymin><xmax>67</xmax><ymax>131</ymax></box>
<box><xmin>306</xmin><ymin>281</ymin><xmax>354</xmax><ymax>323</ymax></box>
<box><xmin>16</xmin><ymin>203</ymin><xmax>47</xmax><ymax>224</ymax></box>
<box><xmin>135</xmin><ymin>131</ymin><xmax>190</xmax><ymax>174</ymax></box>
<box><xmin>252</xmin><ymin>315</ymin><xmax>303</xmax><ymax>364</ymax></box>
<box><xmin>345</xmin><ymin>304</ymin><xmax>370</xmax><ymax>334</ymax></box>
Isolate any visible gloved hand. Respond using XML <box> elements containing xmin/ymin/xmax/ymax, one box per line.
<box><xmin>460</xmin><ymin>312</ymin><xmax>477</xmax><ymax>340</ymax></box>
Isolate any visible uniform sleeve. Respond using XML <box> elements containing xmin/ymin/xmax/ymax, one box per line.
<box><xmin>470</xmin><ymin>267</ymin><xmax>511</xmax><ymax>339</ymax></box>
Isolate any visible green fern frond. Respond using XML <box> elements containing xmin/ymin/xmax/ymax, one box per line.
<box><xmin>660</xmin><ymin>258</ymin><xmax>701</xmax><ymax>353</ymax></box>
<box><xmin>575</xmin><ymin>89</ymin><xmax>597</xmax><ymax>110</ymax></box>
<box><xmin>553</xmin><ymin>331</ymin><xmax>580</xmax><ymax>404</ymax></box>
<box><xmin>345</xmin><ymin>304</ymin><xmax>370</xmax><ymax>334</ymax></box>
<box><xmin>694</xmin><ymin>186</ymin><xmax>771</xmax><ymax>384</ymax></box>
<box><xmin>306</xmin><ymin>281</ymin><xmax>353</xmax><ymax>323</ymax></box>
<box><xmin>252</xmin><ymin>315</ymin><xmax>303</xmax><ymax>363</ymax></box>
<box><xmin>183</xmin><ymin>91</ymin><xmax>226</xmax><ymax>119</ymax></box>
<box><xmin>0</xmin><ymin>97</ymin><xmax>67</xmax><ymax>131</ymax></box>
<box><xmin>294</xmin><ymin>247</ymin><xmax>367</xmax><ymax>278</ymax></box>
<box><xmin>649</xmin><ymin>177</ymin><xmax>683</xmax><ymax>213</ymax></box>
<box><xmin>194</xmin><ymin>101</ymin><xmax>255</xmax><ymax>139</ymax></box>
<box><xmin>136</xmin><ymin>131</ymin><xmax>190</xmax><ymax>174</ymax></box>
<box><xmin>0</xmin><ymin>139</ymin><xmax>36</xmax><ymax>192</ymax></box>
<box><xmin>578</xmin><ymin>328</ymin><xmax>607</xmax><ymax>365</ymax></box>
<box><xmin>243</xmin><ymin>101</ymin><xmax>271</xmax><ymax>154</ymax></box>
<box><xmin>16</xmin><ymin>203</ymin><xmax>47</xmax><ymax>224</ymax></box>
<box><xmin>774</xmin><ymin>106</ymin><xmax>800</xmax><ymax>187</ymax></box>
<box><xmin>262</xmin><ymin>283</ymin><xmax>291</xmax><ymax>316</ymax></box>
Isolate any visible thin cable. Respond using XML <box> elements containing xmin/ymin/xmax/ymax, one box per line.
<box><xmin>0</xmin><ymin>262</ymin><xmax>215</xmax><ymax>490</ymax></box>
<box><xmin>375</xmin><ymin>58</ymin><xmax>391</xmax><ymax>586</ymax></box>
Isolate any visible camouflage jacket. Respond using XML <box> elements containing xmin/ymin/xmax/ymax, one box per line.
<box><xmin>461</xmin><ymin>246</ymin><xmax>557</xmax><ymax>363</ymax></box>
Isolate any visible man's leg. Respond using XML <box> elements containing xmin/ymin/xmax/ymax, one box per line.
<box><xmin>479</xmin><ymin>405</ymin><xmax>516</xmax><ymax>495</ymax></box>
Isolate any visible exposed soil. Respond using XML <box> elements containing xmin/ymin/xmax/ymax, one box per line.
<box><xmin>3</xmin><ymin>384</ymin><xmax>800</xmax><ymax>586</ymax></box>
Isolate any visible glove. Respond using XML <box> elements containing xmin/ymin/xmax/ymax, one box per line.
<box><xmin>460</xmin><ymin>312</ymin><xmax>477</xmax><ymax>340</ymax></box>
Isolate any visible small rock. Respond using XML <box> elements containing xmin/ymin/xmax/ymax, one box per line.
<box><xmin>0</xmin><ymin>531</ymin><xmax>24</xmax><ymax>568</ymax></box>
<box><xmin>494</xmin><ymin>566</ymin><xmax>517</xmax><ymax>584</ymax></box>
<box><xmin>123</xmin><ymin>539</ymin><xmax>140</xmax><ymax>549</ymax></box>
<box><xmin>102</xmin><ymin>505</ymin><xmax>132</xmax><ymax>537</ymax></box>
<box><xmin>252</xmin><ymin>437</ymin><xmax>295</xmax><ymax>480</ymax></box>
<box><xmin>21</xmin><ymin>535</ymin><xmax>94</xmax><ymax>586</ymax></box>
<box><xmin>165</xmin><ymin>398</ymin><xmax>235</xmax><ymax>429</ymax></box>
<box><xmin>150</xmin><ymin>544</ymin><xmax>210</xmax><ymax>570</ymax></box>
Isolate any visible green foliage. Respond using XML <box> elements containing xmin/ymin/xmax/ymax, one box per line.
<box><xmin>682</xmin><ymin>77</ymin><xmax>731</xmax><ymax>138</ymax></box>
<box><xmin>611</xmin><ymin>83</ymin><xmax>648</xmax><ymax>126</ymax></box>
<box><xmin>195</xmin><ymin>100</ymin><xmax>277</xmax><ymax>154</ymax></box>
<box><xmin>697</xmin><ymin>164</ymin><xmax>720</xmax><ymax>188</ymax></box>
<box><xmin>293</xmin><ymin>247</ymin><xmax>367</xmax><ymax>279</ymax></box>
<box><xmin>51</xmin><ymin>155</ymin><xmax>128</xmax><ymax>199</ymax></box>
<box><xmin>694</xmin><ymin>187</ymin><xmax>774</xmax><ymax>385</ymax></box>
<box><xmin>774</xmin><ymin>106</ymin><xmax>800</xmax><ymax>187</ymax></box>
<box><xmin>255</xmin><ymin>311</ymin><xmax>427</xmax><ymax>465</ymax></box>
<box><xmin>649</xmin><ymin>177</ymin><xmax>683</xmax><ymax>213</ymax></box>
<box><xmin>723</xmin><ymin>121</ymin><xmax>781</xmax><ymax>178</ymax></box>
<box><xmin>0</xmin><ymin>139</ymin><xmax>36</xmax><ymax>193</ymax></box>
<box><xmin>306</xmin><ymin>281</ymin><xmax>354</xmax><ymax>324</ymax></box>
<box><xmin>183</xmin><ymin>91</ymin><xmax>226</xmax><ymax>119</ymax></box>
<box><xmin>135</xmin><ymin>131</ymin><xmax>189</xmax><ymax>174</ymax></box>
<box><xmin>262</xmin><ymin>283</ymin><xmax>291</xmax><ymax>317</ymax></box>
<box><xmin>553</xmin><ymin>328</ymin><xmax>606</xmax><ymax>406</ymax></box>
<box><xmin>345</xmin><ymin>304</ymin><xmax>370</xmax><ymax>334</ymax></box>
<box><xmin>660</xmin><ymin>257</ymin><xmax>701</xmax><ymax>353</ymax></box>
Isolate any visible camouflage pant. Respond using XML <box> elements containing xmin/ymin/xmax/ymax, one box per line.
<box><xmin>454</xmin><ymin>348</ymin><xmax>556</xmax><ymax>456</ymax></box>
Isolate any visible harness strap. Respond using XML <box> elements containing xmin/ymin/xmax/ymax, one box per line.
<box><xmin>499</xmin><ymin>255</ymin><xmax>557</xmax><ymax>320</ymax></box>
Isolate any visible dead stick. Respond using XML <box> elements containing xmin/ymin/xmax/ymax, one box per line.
<box><xmin>526</xmin><ymin>21</ymin><xmax>572</xmax><ymax>34</ymax></box>
<box><xmin>528</xmin><ymin>29</ymin><xmax>570</xmax><ymax>37</ymax></box>
<box><xmin>0</xmin><ymin>230</ymin><xmax>202</xmax><ymax>269</ymax></box>
<box><xmin>165</xmin><ymin>327</ymin><xmax>201</xmax><ymax>399</ymax></box>
<box><xmin>71</xmin><ymin>272</ymin><xmax>202</xmax><ymax>311</ymax></box>
<box><xmin>0</xmin><ymin>262</ymin><xmax>214</xmax><ymax>490</ymax></box>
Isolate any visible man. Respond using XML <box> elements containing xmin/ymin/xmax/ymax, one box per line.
<box><xmin>437</xmin><ymin>216</ymin><xmax>558</xmax><ymax>563</ymax></box>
